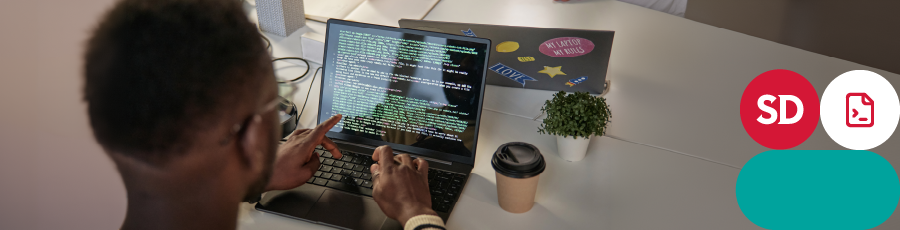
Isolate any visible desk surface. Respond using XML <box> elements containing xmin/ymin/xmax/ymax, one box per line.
<box><xmin>241</xmin><ymin>0</ymin><xmax>900</xmax><ymax>229</ymax></box>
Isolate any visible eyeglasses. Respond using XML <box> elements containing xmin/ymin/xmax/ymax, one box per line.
<box><xmin>219</xmin><ymin>83</ymin><xmax>297</xmax><ymax>145</ymax></box>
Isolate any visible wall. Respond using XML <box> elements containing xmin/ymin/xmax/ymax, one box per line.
<box><xmin>0</xmin><ymin>0</ymin><xmax>126</xmax><ymax>229</ymax></box>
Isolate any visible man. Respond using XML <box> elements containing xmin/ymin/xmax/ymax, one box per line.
<box><xmin>82</xmin><ymin>0</ymin><xmax>444</xmax><ymax>229</ymax></box>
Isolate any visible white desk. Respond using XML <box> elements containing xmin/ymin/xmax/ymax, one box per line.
<box><xmin>240</xmin><ymin>0</ymin><xmax>900</xmax><ymax>229</ymax></box>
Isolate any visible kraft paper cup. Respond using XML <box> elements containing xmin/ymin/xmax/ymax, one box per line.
<box><xmin>492</xmin><ymin>142</ymin><xmax>546</xmax><ymax>213</ymax></box>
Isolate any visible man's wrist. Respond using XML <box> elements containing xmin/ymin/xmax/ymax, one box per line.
<box><xmin>397</xmin><ymin>205</ymin><xmax>438</xmax><ymax>226</ymax></box>
<box><xmin>404</xmin><ymin>214</ymin><xmax>445</xmax><ymax>230</ymax></box>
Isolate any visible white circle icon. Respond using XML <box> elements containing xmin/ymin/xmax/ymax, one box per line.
<box><xmin>821</xmin><ymin>70</ymin><xmax>900</xmax><ymax>150</ymax></box>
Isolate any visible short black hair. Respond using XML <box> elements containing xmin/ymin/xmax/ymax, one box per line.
<box><xmin>84</xmin><ymin>0</ymin><xmax>270</xmax><ymax>163</ymax></box>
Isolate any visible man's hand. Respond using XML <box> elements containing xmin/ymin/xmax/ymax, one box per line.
<box><xmin>370</xmin><ymin>146</ymin><xmax>437</xmax><ymax>225</ymax></box>
<box><xmin>265</xmin><ymin>114</ymin><xmax>343</xmax><ymax>191</ymax></box>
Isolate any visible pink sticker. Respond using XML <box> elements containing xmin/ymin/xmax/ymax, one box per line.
<box><xmin>539</xmin><ymin>37</ymin><xmax>595</xmax><ymax>57</ymax></box>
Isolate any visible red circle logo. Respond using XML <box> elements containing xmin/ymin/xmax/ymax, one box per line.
<box><xmin>740</xmin><ymin>69</ymin><xmax>820</xmax><ymax>149</ymax></box>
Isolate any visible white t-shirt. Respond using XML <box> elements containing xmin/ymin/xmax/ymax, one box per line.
<box><xmin>618</xmin><ymin>0</ymin><xmax>687</xmax><ymax>17</ymax></box>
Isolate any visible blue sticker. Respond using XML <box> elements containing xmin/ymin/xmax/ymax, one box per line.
<box><xmin>566</xmin><ymin>76</ymin><xmax>588</xmax><ymax>87</ymax></box>
<box><xmin>462</xmin><ymin>28</ymin><xmax>477</xmax><ymax>37</ymax></box>
<box><xmin>489</xmin><ymin>63</ymin><xmax>536</xmax><ymax>87</ymax></box>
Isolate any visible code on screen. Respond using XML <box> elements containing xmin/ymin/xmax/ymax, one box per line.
<box><xmin>320</xmin><ymin>24</ymin><xmax>488</xmax><ymax>157</ymax></box>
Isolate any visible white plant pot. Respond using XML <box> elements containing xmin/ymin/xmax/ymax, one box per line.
<box><xmin>556</xmin><ymin>135</ymin><xmax>592</xmax><ymax>162</ymax></box>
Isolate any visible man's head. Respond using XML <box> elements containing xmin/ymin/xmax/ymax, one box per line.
<box><xmin>84</xmin><ymin>0</ymin><xmax>278</xmax><ymax>202</ymax></box>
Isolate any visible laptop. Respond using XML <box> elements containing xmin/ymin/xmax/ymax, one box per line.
<box><xmin>256</xmin><ymin>19</ymin><xmax>492</xmax><ymax>230</ymax></box>
<box><xmin>399</xmin><ymin>19</ymin><xmax>614</xmax><ymax>94</ymax></box>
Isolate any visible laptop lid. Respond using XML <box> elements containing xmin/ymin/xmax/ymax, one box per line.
<box><xmin>399</xmin><ymin>19</ymin><xmax>615</xmax><ymax>94</ymax></box>
<box><xmin>317</xmin><ymin>19</ymin><xmax>492</xmax><ymax>166</ymax></box>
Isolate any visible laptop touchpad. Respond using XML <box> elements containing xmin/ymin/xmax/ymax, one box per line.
<box><xmin>257</xmin><ymin>184</ymin><xmax>326</xmax><ymax>219</ymax></box>
<box><xmin>307</xmin><ymin>190</ymin><xmax>392</xmax><ymax>230</ymax></box>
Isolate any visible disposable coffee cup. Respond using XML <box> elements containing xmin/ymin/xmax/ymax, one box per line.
<box><xmin>491</xmin><ymin>142</ymin><xmax>546</xmax><ymax>213</ymax></box>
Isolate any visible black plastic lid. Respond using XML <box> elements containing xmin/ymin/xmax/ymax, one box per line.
<box><xmin>491</xmin><ymin>142</ymin><xmax>546</xmax><ymax>178</ymax></box>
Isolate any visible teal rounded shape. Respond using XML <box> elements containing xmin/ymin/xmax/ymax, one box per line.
<box><xmin>737</xmin><ymin>150</ymin><xmax>900</xmax><ymax>229</ymax></box>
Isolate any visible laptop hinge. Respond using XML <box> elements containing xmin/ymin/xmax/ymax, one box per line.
<box><xmin>333</xmin><ymin>140</ymin><xmax>453</xmax><ymax>166</ymax></box>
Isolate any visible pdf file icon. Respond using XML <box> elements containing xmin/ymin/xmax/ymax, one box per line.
<box><xmin>846</xmin><ymin>93</ymin><xmax>874</xmax><ymax>127</ymax></box>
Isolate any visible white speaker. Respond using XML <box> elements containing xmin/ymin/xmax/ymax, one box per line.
<box><xmin>255</xmin><ymin>0</ymin><xmax>306</xmax><ymax>36</ymax></box>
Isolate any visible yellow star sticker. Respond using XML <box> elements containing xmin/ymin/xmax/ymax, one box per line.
<box><xmin>538</xmin><ymin>66</ymin><xmax>566</xmax><ymax>78</ymax></box>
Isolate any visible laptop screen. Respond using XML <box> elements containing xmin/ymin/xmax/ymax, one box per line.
<box><xmin>318</xmin><ymin>20</ymin><xmax>490</xmax><ymax>164</ymax></box>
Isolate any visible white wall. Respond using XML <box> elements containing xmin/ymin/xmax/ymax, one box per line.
<box><xmin>0</xmin><ymin>0</ymin><xmax>126</xmax><ymax>229</ymax></box>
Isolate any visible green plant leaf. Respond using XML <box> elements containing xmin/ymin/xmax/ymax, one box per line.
<box><xmin>538</xmin><ymin>91</ymin><xmax>612</xmax><ymax>138</ymax></box>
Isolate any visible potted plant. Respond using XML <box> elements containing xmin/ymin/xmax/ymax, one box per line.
<box><xmin>538</xmin><ymin>91</ymin><xmax>612</xmax><ymax>161</ymax></box>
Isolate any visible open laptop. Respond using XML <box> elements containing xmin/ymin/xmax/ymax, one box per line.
<box><xmin>256</xmin><ymin>19</ymin><xmax>492</xmax><ymax>230</ymax></box>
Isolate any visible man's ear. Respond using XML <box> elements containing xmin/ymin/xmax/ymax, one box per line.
<box><xmin>237</xmin><ymin>115</ymin><xmax>266</xmax><ymax>173</ymax></box>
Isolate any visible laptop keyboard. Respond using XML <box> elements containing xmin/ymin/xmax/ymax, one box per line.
<box><xmin>309</xmin><ymin>146</ymin><xmax>465</xmax><ymax>213</ymax></box>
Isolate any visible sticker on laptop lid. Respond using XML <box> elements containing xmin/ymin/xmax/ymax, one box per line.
<box><xmin>489</xmin><ymin>63</ymin><xmax>536</xmax><ymax>87</ymax></box>
<box><xmin>566</xmin><ymin>76</ymin><xmax>588</xmax><ymax>87</ymax></box>
<box><xmin>518</xmin><ymin>56</ymin><xmax>535</xmax><ymax>62</ymax></box>
<box><xmin>539</xmin><ymin>37</ymin><xmax>594</xmax><ymax>57</ymax></box>
<box><xmin>496</xmin><ymin>41</ymin><xmax>520</xmax><ymax>53</ymax></box>
<box><xmin>462</xmin><ymin>28</ymin><xmax>477</xmax><ymax>37</ymax></box>
<box><xmin>538</xmin><ymin>66</ymin><xmax>566</xmax><ymax>78</ymax></box>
